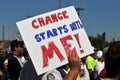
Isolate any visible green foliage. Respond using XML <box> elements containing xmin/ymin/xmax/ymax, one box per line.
<box><xmin>88</xmin><ymin>32</ymin><xmax>115</xmax><ymax>50</ymax></box>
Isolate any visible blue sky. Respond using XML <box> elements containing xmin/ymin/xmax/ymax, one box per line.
<box><xmin>0</xmin><ymin>0</ymin><xmax>120</xmax><ymax>41</ymax></box>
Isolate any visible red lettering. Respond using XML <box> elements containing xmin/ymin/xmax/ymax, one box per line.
<box><xmin>41</xmin><ymin>42</ymin><xmax>65</xmax><ymax>67</ymax></box>
<box><xmin>80</xmin><ymin>50</ymin><xmax>84</xmax><ymax>53</ymax></box>
<box><xmin>46</xmin><ymin>16</ymin><xmax>53</xmax><ymax>25</ymax></box>
<box><xmin>51</xmin><ymin>14</ymin><xmax>58</xmax><ymax>22</ymax></box>
<box><xmin>31</xmin><ymin>20</ymin><xmax>39</xmax><ymax>29</ymax></box>
<box><xmin>74</xmin><ymin>34</ymin><xmax>81</xmax><ymax>47</ymax></box>
<box><xmin>60</xmin><ymin>35</ymin><xmax>77</xmax><ymax>56</ymax></box>
<box><xmin>74</xmin><ymin>34</ymin><xmax>84</xmax><ymax>54</ymax></box>
<box><xmin>31</xmin><ymin>10</ymin><xmax>69</xmax><ymax>29</ymax></box>
<box><xmin>62</xmin><ymin>11</ymin><xmax>69</xmax><ymax>19</ymax></box>
<box><xmin>58</xmin><ymin>12</ymin><xmax>63</xmax><ymax>20</ymax></box>
<box><xmin>38</xmin><ymin>18</ymin><xmax>45</xmax><ymax>27</ymax></box>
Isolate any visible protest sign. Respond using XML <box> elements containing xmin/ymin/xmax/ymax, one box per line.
<box><xmin>16</xmin><ymin>6</ymin><xmax>94</xmax><ymax>75</ymax></box>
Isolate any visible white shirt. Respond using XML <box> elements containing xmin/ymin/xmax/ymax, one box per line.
<box><xmin>94</xmin><ymin>61</ymin><xmax>105</xmax><ymax>79</ymax></box>
<box><xmin>95</xmin><ymin>61</ymin><xmax>105</xmax><ymax>75</ymax></box>
<box><xmin>81</xmin><ymin>62</ymin><xmax>90</xmax><ymax>80</ymax></box>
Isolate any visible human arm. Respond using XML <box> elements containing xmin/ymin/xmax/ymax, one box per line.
<box><xmin>64</xmin><ymin>53</ymin><xmax>81</xmax><ymax>80</ymax></box>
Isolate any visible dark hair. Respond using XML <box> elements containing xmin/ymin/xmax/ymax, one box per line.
<box><xmin>10</xmin><ymin>39</ymin><xmax>24</xmax><ymax>51</ymax></box>
<box><xmin>105</xmin><ymin>41</ymin><xmax>120</xmax><ymax>78</ymax></box>
<box><xmin>23</xmin><ymin>48</ymin><xmax>28</xmax><ymax>57</ymax></box>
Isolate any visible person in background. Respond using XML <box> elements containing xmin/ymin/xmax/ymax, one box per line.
<box><xmin>0</xmin><ymin>49</ymin><xmax>10</xmax><ymax>80</ymax></box>
<box><xmin>98</xmin><ymin>46</ymin><xmax>109</xmax><ymax>78</ymax></box>
<box><xmin>94</xmin><ymin>50</ymin><xmax>105</xmax><ymax>80</ymax></box>
<box><xmin>22</xmin><ymin>48</ymin><xmax>30</xmax><ymax>65</ymax></box>
<box><xmin>85</xmin><ymin>48</ymin><xmax>98</xmax><ymax>80</ymax></box>
<box><xmin>8</xmin><ymin>39</ymin><xmax>24</xmax><ymax>80</ymax></box>
<box><xmin>80</xmin><ymin>56</ymin><xmax>90</xmax><ymax>80</ymax></box>
<box><xmin>103</xmin><ymin>41</ymin><xmax>120</xmax><ymax>80</ymax></box>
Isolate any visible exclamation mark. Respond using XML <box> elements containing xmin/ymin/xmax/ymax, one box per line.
<box><xmin>74</xmin><ymin>34</ymin><xmax>84</xmax><ymax>54</ymax></box>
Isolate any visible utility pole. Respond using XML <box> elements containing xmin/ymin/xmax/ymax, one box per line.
<box><xmin>102</xmin><ymin>32</ymin><xmax>106</xmax><ymax>49</ymax></box>
<box><xmin>59</xmin><ymin>0</ymin><xmax>62</xmax><ymax>9</ymax></box>
<box><xmin>75</xmin><ymin>7</ymin><xmax>85</xmax><ymax>17</ymax></box>
<box><xmin>2</xmin><ymin>24</ymin><xmax>5</xmax><ymax>41</ymax></box>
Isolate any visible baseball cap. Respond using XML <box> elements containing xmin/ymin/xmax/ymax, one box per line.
<box><xmin>95</xmin><ymin>50</ymin><xmax>103</xmax><ymax>59</ymax></box>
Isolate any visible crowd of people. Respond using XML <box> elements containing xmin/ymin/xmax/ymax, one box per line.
<box><xmin>0</xmin><ymin>39</ymin><xmax>120</xmax><ymax>80</ymax></box>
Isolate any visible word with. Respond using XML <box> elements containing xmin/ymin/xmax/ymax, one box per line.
<box><xmin>35</xmin><ymin>25</ymin><xmax>68</xmax><ymax>42</ymax></box>
<box><xmin>69</xmin><ymin>20</ymin><xmax>83</xmax><ymax>31</ymax></box>
<box><xmin>31</xmin><ymin>10</ymin><xmax>69</xmax><ymax>29</ymax></box>
<box><xmin>41</xmin><ymin>33</ymin><xmax>84</xmax><ymax>67</ymax></box>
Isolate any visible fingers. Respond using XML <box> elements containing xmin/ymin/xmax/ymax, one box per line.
<box><xmin>68</xmin><ymin>53</ymin><xmax>80</xmax><ymax>62</ymax></box>
<box><xmin>68</xmin><ymin>53</ymin><xmax>81</xmax><ymax>70</ymax></box>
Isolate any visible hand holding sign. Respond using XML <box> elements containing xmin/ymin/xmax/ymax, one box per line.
<box><xmin>68</xmin><ymin>53</ymin><xmax>81</xmax><ymax>70</ymax></box>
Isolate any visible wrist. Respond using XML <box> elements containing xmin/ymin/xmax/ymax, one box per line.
<box><xmin>70</xmin><ymin>67</ymin><xmax>80</xmax><ymax>73</ymax></box>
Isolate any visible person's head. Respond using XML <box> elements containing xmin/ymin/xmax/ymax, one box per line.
<box><xmin>105</xmin><ymin>41</ymin><xmax>120</xmax><ymax>79</ymax></box>
<box><xmin>90</xmin><ymin>46</ymin><xmax>98</xmax><ymax>58</ymax></box>
<box><xmin>10</xmin><ymin>39</ymin><xmax>24</xmax><ymax>56</ymax></box>
<box><xmin>95</xmin><ymin>50</ymin><xmax>104</xmax><ymax>61</ymax></box>
<box><xmin>0</xmin><ymin>49</ymin><xmax>5</xmax><ymax>56</ymax></box>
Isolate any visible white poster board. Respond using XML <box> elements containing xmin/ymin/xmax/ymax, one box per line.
<box><xmin>16</xmin><ymin>6</ymin><xmax>94</xmax><ymax>75</ymax></box>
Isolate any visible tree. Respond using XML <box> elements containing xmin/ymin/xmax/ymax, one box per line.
<box><xmin>89</xmin><ymin>32</ymin><xmax>107</xmax><ymax>50</ymax></box>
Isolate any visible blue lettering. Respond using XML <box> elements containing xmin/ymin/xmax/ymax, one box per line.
<box><xmin>70</xmin><ymin>22</ymin><xmax>77</xmax><ymax>31</ymax></box>
<box><xmin>52</xmin><ymin>28</ymin><xmax>58</xmax><ymax>36</ymax></box>
<box><xmin>69</xmin><ymin>20</ymin><xmax>83</xmax><ymax>31</ymax></box>
<box><xmin>47</xmin><ymin>30</ymin><xmax>54</xmax><ymax>38</ymax></box>
<box><xmin>57</xmin><ymin>26</ymin><xmax>63</xmax><ymax>34</ymax></box>
<box><xmin>40</xmin><ymin>32</ymin><xmax>45</xmax><ymax>40</ymax></box>
<box><xmin>34</xmin><ymin>24</ymin><xmax>69</xmax><ymax>42</ymax></box>
<box><xmin>35</xmin><ymin>34</ymin><xmax>42</xmax><ymax>42</ymax></box>
<box><xmin>63</xmin><ymin>25</ymin><xmax>68</xmax><ymax>33</ymax></box>
<box><xmin>75</xmin><ymin>20</ymin><xmax>83</xmax><ymax>29</ymax></box>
